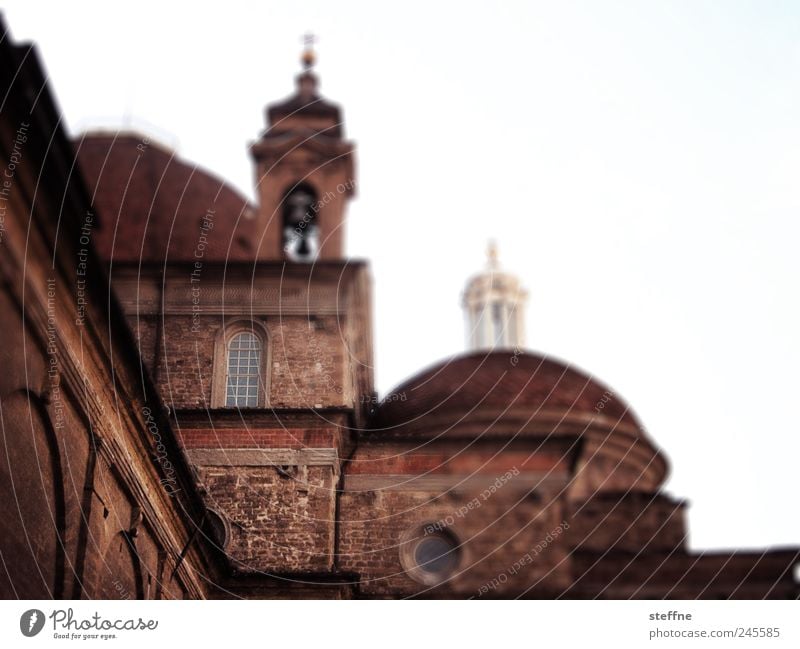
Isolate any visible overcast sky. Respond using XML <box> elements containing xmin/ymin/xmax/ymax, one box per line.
<box><xmin>4</xmin><ymin>1</ymin><xmax>799</xmax><ymax>551</ymax></box>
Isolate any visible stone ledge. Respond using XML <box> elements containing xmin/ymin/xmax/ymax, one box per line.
<box><xmin>343</xmin><ymin>472</ymin><xmax>567</xmax><ymax>492</ymax></box>
<box><xmin>187</xmin><ymin>447</ymin><xmax>338</xmax><ymax>467</ymax></box>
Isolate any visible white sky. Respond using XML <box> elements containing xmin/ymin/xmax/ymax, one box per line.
<box><xmin>4</xmin><ymin>1</ymin><xmax>799</xmax><ymax>551</ymax></box>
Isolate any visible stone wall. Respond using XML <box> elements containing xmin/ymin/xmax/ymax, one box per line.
<box><xmin>339</xmin><ymin>486</ymin><xmax>573</xmax><ymax>597</ymax></box>
<box><xmin>339</xmin><ymin>437</ymin><xmax>574</xmax><ymax>597</ymax></box>
<box><xmin>197</xmin><ymin>464</ymin><xmax>337</xmax><ymax>573</ymax></box>
<box><xmin>0</xmin><ymin>34</ymin><xmax>213</xmax><ymax>599</ymax></box>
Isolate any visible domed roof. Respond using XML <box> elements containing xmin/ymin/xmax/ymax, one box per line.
<box><xmin>75</xmin><ymin>132</ymin><xmax>257</xmax><ymax>264</ymax></box>
<box><xmin>370</xmin><ymin>351</ymin><xmax>644</xmax><ymax>437</ymax></box>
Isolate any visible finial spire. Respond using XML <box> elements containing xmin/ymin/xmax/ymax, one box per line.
<box><xmin>301</xmin><ymin>32</ymin><xmax>317</xmax><ymax>70</ymax></box>
<box><xmin>487</xmin><ymin>239</ymin><xmax>499</xmax><ymax>270</ymax></box>
<box><xmin>296</xmin><ymin>33</ymin><xmax>319</xmax><ymax>100</ymax></box>
<box><xmin>463</xmin><ymin>240</ymin><xmax>527</xmax><ymax>351</ymax></box>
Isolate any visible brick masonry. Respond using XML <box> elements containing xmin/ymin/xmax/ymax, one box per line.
<box><xmin>4</xmin><ymin>21</ymin><xmax>798</xmax><ymax>601</ymax></box>
<box><xmin>197</xmin><ymin>465</ymin><xmax>337</xmax><ymax>573</ymax></box>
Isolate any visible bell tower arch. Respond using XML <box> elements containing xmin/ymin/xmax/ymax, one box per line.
<box><xmin>251</xmin><ymin>39</ymin><xmax>356</xmax><ymax>261</ymax></box>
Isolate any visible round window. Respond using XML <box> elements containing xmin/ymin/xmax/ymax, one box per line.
<box><xmin>400</xmin><ymin>527</ymin><xmax>461</xmax><ymax>586</ymax></box>
<box><xmin>204</xmin><ymin>509</ymin><xmax>229</xmax><ymax>550</ymax></box>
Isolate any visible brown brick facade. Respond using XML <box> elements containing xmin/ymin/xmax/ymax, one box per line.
<box><xmin>2</xmin><ymin>22</ymin><xmax>797</xmax><ymax>600</ymax></box>
<box><xmin>0</xmin><ymin>35</ymin><xmax>215</xmax><ymax>599</ymax></box>
<box><xmin>198</xmin><ymin>465</ymin><xmax>338</xmax><ymax>573</ymax></box>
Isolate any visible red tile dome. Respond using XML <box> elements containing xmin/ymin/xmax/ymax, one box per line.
<box><xmin>370</xmin><ymin>351</ymin><xmax>644</xmax><ymax>438</ymax></box>
<box><xmin>76</xmin><ymin>132</ymin><xmax>257</xmax><ymax>264</ymax></box>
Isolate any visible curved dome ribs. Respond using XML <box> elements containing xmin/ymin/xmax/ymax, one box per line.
<box><xmin>75</xmin><ymin>132</ymin><xmax>257</xmax><ymax>265</ymax></box>
<box><xmin>368</xmin><ymin>351</ymin><xmax>669</xmax><ymax>497</ymax></box>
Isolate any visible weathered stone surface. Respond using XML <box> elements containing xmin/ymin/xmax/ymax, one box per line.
<box><xmin>1</xmin><ymin>21</ymin><xmax>797</xmax><ymax>601</ymax></box>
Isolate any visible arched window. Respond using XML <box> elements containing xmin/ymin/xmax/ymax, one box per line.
<box><xmin>225</xmin><ymin>331</ymin><xmax>262</xmax><ymax>407</ymax></box>
<box><xmin>282</xmin><ymin>183</ymin><xmax>319</xmax><ymax>262</ymax></box>
<box><xmin>211</xmin><ymin>322</ymin><xmax>270</xmax><ymax>409</ymax></box>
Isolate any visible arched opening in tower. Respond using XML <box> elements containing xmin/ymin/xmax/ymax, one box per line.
<box><xmin>282</xmin><ymin>183</ymin><xmax>319</xmax><ymax>261</ymax></box>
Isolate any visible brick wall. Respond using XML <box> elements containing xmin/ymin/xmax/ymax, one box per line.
<box><xmin>197</xmin><ymin>465</ymin><xmax>337</xmax><ymax>573</ymax></box>
<box><xmin>566</xmin><ymin>492</ymin><xmax>687</xmax><ymax>553</ymax></box>
<box><xmin>108</xmin><ymin>264</ymin><xmax>373</xmax><ymax>578</ymax></box>
<box><xmin>147</xmin><ymin>314</ymin><xmax>349</xmax><ymax>409</ymax></box>
<box><xmin>178</xmin><ymin>427</ymin><xmax>339</xmax><ymax>449</ymax></box>
<box><xmin>0</xmin><ymin>48</ymin><xmax>210</xmax><ymax>599</ymax></box>
<box><xmin>339</xmin><ymin>487</ymin><xmax>572</xmax><ymax>597</ymax></box>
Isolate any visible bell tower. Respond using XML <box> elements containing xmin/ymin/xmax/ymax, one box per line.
<box><xmin>251</xmin><ymin>36</ymin><xmax>356</xmax><ymax>261</ymax></box>
<box><xmin>157</xmin><ymin>38</ymin><xmax>373</xmax><ymax>578</ymax></box>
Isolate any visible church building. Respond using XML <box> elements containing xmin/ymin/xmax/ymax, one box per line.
<box><xmin>0</xmin><ymin>21</ymin><xmax>797</xmax><ymax>599</ymax></box>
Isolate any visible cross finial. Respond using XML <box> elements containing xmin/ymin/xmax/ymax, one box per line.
<box><xmin>487</xmin><ymin>240</ymin><xmax>499</xmax><ymax>270</ymax></box>
<box><xmin>301</xmin><ymin>33</ymin><xmax>317</xmax><ymax>70</ymax></box>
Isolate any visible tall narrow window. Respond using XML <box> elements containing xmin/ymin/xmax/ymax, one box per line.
<box><xmin>491</xmin><ymin>301</ymin><xmax>505</xmax><ymax>346</ymax></box>
<box><xmin>225</xmin><ymin>332</ymin><xmax>262</xmax><ymax>407</ymax></box>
